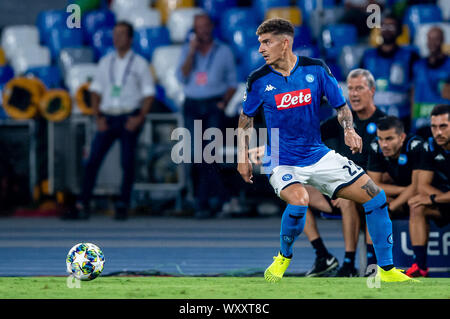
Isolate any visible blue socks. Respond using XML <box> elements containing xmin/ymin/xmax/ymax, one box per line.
<box><xmin>363</xmin><ymin>190</ymin><xmax>393</xmax><ymax>267</ymax></box>
<box><xmin>280</xmin><ymin>204</ymin><xmax>307</xmax><ymax>258</ymax></box>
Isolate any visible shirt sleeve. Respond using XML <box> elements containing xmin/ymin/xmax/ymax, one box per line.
<box><xmin>318</xmin><ymin>62</ymin><xmax>346</xmax><ymax>108</ymax></box>
<box><xmin>137</xmin><ymin>57</ymin><xmax>156</xmax><ymax>97</ymax></box>
<box><xmin>407</xmin><ymin>137</ymin><xmax>425</xmax><ymax>170</ymax></box>
<box><xmin>89</xmin><ymin>57</ymin><xmax>107</xmax><ymax>95</ymax></box>
<box><xmin>242</xmin><ymin>76</ymin><xmax>262</xmax><ymax>117</ymax></box>
<box><xmin>415</xmin><ymin>139</ymin><xmax>435</xmax><ymax>171</ymax></box>
<box><xmin>367</xmin><ymin>140</ymin><xmax>386</xmax><ymax>172</ymax></box>
<box><xmin>175</xmin><ymin>44</ymin><xmax>191</xmax><ymax>84</ymax></box>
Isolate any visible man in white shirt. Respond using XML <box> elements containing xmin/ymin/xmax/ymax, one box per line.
<box><xmin>71</xmin><ymin>21</ymin><xmax>155</xmax><ymax>220</ymax></box>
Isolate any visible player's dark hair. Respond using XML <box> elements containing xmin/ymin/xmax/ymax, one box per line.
<box><xmin>431</xmin><ymin>104</ymin><xmax>450</xmax><ymax>119</ymax></box>
<box><xmin>376</xmin><ymin>116</ymin><xmax>404</xmax><ymax>135</ymax></box>
<box><xmin>256</xmin><ymin>18</ymin><xmax>294</xmax><ymax>37</ymax></box>
<box><xmin>115</xmin><ymin>21</ymin><xmax>134</xmax><ymax>39</ymax></box>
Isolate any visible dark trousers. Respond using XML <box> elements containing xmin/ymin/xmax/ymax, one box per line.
<box><xmin>183</xmin><ymin>97</ymin><xmax>229</xmax><ymax>211</ymax></box>
<box><xmin>80</xmin><ymin>111</ymin><xmax>141</xmax><ymax>209</ymax></box>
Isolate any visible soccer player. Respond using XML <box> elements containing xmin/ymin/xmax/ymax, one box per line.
<box><xmin>236</xmin><ymin>18</ymin><xmax>414</xmax><ymax>283</ymax></box>
<box><xmin>407</xmin><ymin>104</ymin><xmax>450</xmax><ymax>277</ymax></box>
<box><xmin>302</xmin><ymin>69</ymin><xmax>385</xmax><ymax>277</ymax></box>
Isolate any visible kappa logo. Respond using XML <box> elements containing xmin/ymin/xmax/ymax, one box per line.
<box><xmin>265</xmin><ymin>84</ymin><xmax>276</xmax><ymax>92</ymax></box>
<box><xmin>275</xmin><ymin>89</ymin><xmax>312</xmax><ymax>110</ymax></box>
<box><xmin>435</xmin><ymin>154</ymin><xmax>445</xmax><ymax>161</ymax></box>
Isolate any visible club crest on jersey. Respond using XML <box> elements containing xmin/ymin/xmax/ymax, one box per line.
<box><xmin>282</xmin><ymin>174</ymin><xmax>292</xmax><ymax>181</ymax></box>
<box><xmin>306</xmin><ymin>74</ymin><xmax>314</xmax><ymax>83</ymax></box>
<box><xmin>275</xmin><ymin>89</ymin><xmax>312</xmax><ymax>110</ymax></box>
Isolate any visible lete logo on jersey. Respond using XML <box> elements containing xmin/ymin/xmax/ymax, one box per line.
<box><xmin>274</xmin><ymin>89</ymin><xmax>312</xmax><ymax>110</ymax></box>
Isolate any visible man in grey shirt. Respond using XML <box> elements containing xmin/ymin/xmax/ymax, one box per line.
<box><xmin>176</xmin><ymin>13</ymin><xmax>237</xmax><ymax>218</ymax></box>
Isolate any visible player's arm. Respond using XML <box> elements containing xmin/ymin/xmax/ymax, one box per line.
<box><xmin>408</xmin><ymin>170</ymin><xmax>449</xmax><ymax>207</ymax></box>
<box><xmin>237</xmin><ymin>111</ymin><xmax>254</xmax><ymax>184</ymax></box>
<box><xmin>336</xmin><ymin>104</ymin><xmax>363</xmax><ymax>154</ymax></box>
<box><xmin>388</xmin><ymin>170</ymin><xmax>420</xmax><ymax>212</ymax></box>
<box><xmin>367</xmin><ymin>170</ymin><xmax>406</xmax><ymax>197</ymax></box>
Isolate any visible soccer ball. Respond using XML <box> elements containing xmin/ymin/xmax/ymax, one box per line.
<box><xmin>66</xmin><ymin>243</ymin><xmax>105</xmax><ymax>281</ymax></box>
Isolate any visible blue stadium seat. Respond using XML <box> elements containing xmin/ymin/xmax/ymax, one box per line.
<box><xmin>198</xmin><ymin>0</ymin><xmax>238</xmax><ymax>23</ymax></box>
<box><xmin>133</xmin><ymin>26</ymin><xmax>171</xmax><ymax>61</ymax></box>
<box><xmin>229</xmin><ymin>27</ymin><xmax>260</xmax><ymax>59</ymax></box>
<box><xmin>36</xmin><ymin>10</ymin><xmax>69</xmax><ymax>45</ymax></box>
<box><xmin>293</xmin><ymin>25</ymin><xmax>313</xmax><ymax>49</ymax></box>
<box><xmin>48</xmin><ymin>28</ymin><xmax>84</xmax><ymax>60</ymax></box>
<box><xmin>297</xmin><ymin>0</ymin><xmax>336</xmax><ymax>22</ymax></box>
<box><xmin>293</xmin><ymin>44</ymin><xmax>320</xmax><ymax>58</ymax></box>
<box><xmin>219</xmin><ymin>8</ymin><xmax>259</xmax><ymax>42</ymax></box>
<box><xmin>322</xmin><ymin>24</ymin><xmax>357</xmax><ymax>60</ymax></box>
<box><xmin>82</xmin><ymin>9</ymin><xmax>116</xmax><ymax>45</ymax></box>
<box><xmin>238</xmin><ymin>45</ymin><xmax>265</xmax><ymax>82</ymax></box>
<box><xmin>92</xmin><ymin>27</ymin><xmax>114</xmax><ymax>60</ymax></box>
<box><xmin>252</xmin><ymin>0</ymin><xmax>290</xmax><ymax>22</ymax></box>
<box><xmin>403</xmin><ymin>5</ymin><xmax>443</xmax><ymax>39</ymax></box>
<box><xmin>24</xmin><ymin>65</ymin><xmax>62</xmax><ymax>88</ymax></box>
<box><xmin>0</xmin><ymin>65</ymin><xmax>14</xmax><ymax>85</ymax></box>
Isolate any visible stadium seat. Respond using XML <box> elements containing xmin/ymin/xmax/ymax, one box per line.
<box><xmin>297</xmin><ymin>0</ymin><xmax>336</xmax><ymax>23</ymax></box>
<box><xmin>111</xmin><ymin>0</ymin><xmax>152</xmax><ymax>21</ymax></box>
<box><xmin>0</xmin><ymin>65</ymin><xmax>14</xmax><ymax>85</ymax></box>
<box><xmin>167</xmin><ymin>8</ymin><xmax>205</xmax><ymax>43</ymax></box>
<box><xmin>65</xmin><ymin>63</ymin><xmax>97</xmax><ymax>96</ymax></box>
<box><xmin>91</xmin><ymin>28</ymin><xmax>114</xmax><ymax>60</ymax></box>
<box><xmin>229</xmin><ymin>27</ymin><xmax>261</xmax><ymax>58</ymax></box>
<box><xmin>0</xmin><ymin>48</ymin><xmax>6</xmax><ymax>66</ymax></box>
<box><xmin>252</xmin><ymin>0</ymin><xmax>290</xmax><ymax>22</ymax></box>
<box><xmin>24</xmin><ymin>66</ymin><xmax>62</xmax><ymax>89</ymax></box>
<box><xmin>58</xmin><ymin>47</ymin><xmax>94</xmax><ymax>80</ymax></box>
<box><xmin>1</xmin><ymin>25</ymin><xmax>40</xmax><ymax>61</ymax></box>
<box><xmin>438</xmin><ymin>0</ymin><xmax>450</xmax><ymax>21</ymax></box>
<box><xmin>293</xmin><ymin>25</ymin><xmax>313</xmax><ymax>48</ymax></box>
<box><xmin>403</xmin><ymin>5</ymin><xmax>443</xmax><ymax>39</ymax></box>
<box><xmin>82</xmin><ymin>9</ymin><xmax>116</xmax><ymax>44</ymax></box>
<box><xmin>133</xmin><ymin>26</ymin><xmax>171</xmax><ymax>61</ymax></box>
<box><xmin>322</xmin><ymin>24</ymin><xmax>357</xmax><ymax>60</ymax></box>
<box><xmin>265</xmin><ymin>7</ymin><xmax>302</xmax><ymax>26</ymax></box>
<box><xmin>219</xmin><ymin>8</ymin><xmax>259</xmax><ymax>43</ymax></box>
<box><xmin>198</xmin><ymin>0</ymin><xmax>238</xmax><ymax>23</ymax></box>
<box><xmin>338</xmin><ymin>44</ymin><xmax>368</xmax><ymax>77</ymax></box>
<box><xmin>48</xmin><ymin>28</ymin><xmax>84</xmax><ymax>60</ymax></box>
<box><xmin>36</xmin><ymin>10</ymin><xmax>69</xmax><ymax>45</ymax></box>
<box><xmin>293</xmin><ymin>44</ymin><xmax>320</xmax><ymax>58</ymax></box>
<box><xmin>151</xmin><ymin>45</ymin><xmax>184</xmax><ymax>108</ymax></box>
<box><xmin>122</xmin><ymin>8</ymin><xmax>162</xmax><ymax>29</ymax></box>
<box><xmin>369</xmin><ymin>24</ymin><xmax>410</xmax><ymax>47</ymax></box>
<box><xmin>155</xmin><ymin>0</ymin><xmax>195</xmax><ymax>24</ymax></box>
<box><xmin>307</xmin><ymin>6</ymin><xmax>345</xmax><ymax>39</ymax></box>
<box><xmin>10</xmin><ymin>45</ymin><xmax>51</xmax><ymax>75</ymax></box>
<box><xmin>414</xmin><ymin>22</ymin><xmax>450</xmax><ymax>57</ymax></box>
<box><xmin>237</xmin><ymin>45</ymin><xmax>265</xmax><ymax>82</ymax></box>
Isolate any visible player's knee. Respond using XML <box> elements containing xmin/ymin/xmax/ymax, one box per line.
<box><xmin>287</xmin><ymin>191</ymin><xmax>309</xmax><ymax>206</ymax></box>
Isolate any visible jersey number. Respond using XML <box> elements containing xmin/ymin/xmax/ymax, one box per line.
<box><xmin>343</xmin><ymin>161</ymin><xmax>362</xmax><ymax>177</ymax></box>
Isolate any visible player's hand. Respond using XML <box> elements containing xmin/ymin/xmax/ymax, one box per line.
<box><xmin>330</xmin><ymin>198</ymin><xmax>346</xmax><ymax>209</ymax></box>
<box><xmin>344</xmin><ymin>128</ymin><xmax>363</xmax><ymax>154</ymax></box>
<box><xmin>96</xmin><ymin>115</ymin><xmax>108</xmax><ymax>132</ymax></box>
<box><xmin>408</xmin><ymin>194</ymin><xmax>432</xmax><ymax>208</ymax></box>
<box><xmin>237</xmin><ymin>161</ymin><xmax>253</xmax><ymax>184</ymax></box>
<box><xmin>248</xmin><ymin>145</ymin><xmax>265</xmax><ymax>165</ymax></box>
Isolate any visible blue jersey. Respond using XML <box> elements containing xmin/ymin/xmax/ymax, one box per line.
<box><xmin>242</xmin><ymin>56</ymin><xmax>346</xmax><ymax>168</ymax></box>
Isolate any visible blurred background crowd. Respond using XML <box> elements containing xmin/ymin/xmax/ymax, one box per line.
<box><xmin>0</xmin><ymin>0</ymin><xmax>448</xmax><ymax>220</ymax></box>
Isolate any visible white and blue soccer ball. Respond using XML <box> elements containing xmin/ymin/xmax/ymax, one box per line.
<box><xmin>66</xmin><ymin>243</ymin><xmax>105</xmax><ymax>281</ymax></box>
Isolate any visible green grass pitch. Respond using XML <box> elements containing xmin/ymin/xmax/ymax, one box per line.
<box><xmin>0</xmin><ymin>276</ymin><xmax>449</xmax><ymax>299</ymax></box>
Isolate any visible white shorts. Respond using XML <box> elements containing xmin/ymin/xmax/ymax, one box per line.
<box><xmin>268</xmin><ymin>150</ymin><xmax>365</xmax><ymax>199</ymax></box>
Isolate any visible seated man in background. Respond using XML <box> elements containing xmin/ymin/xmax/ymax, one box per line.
<box><xmin>407</xmin><ymin>104</ymin><xmax>450</xmax><ymax>277</ymax></box>
<box><xmin>367</xmin><ymin>116</ymin><xmax>425</xmax><ymax>217</ymax></box>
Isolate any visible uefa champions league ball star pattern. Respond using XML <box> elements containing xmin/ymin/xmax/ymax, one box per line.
<box><xmin>66</xmin><ymin>243</ymin><xmax>105</xmax><ymax>281</ymax></box>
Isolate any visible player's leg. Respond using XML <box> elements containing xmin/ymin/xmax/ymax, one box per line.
<box><xmin>264</xmin><ymin>182</ymin><xmax>309</xmax><ymax>282</ymax></box>
<box><xmin>337</xmin><ymin>174</ymin><xmax>416</xmax><ymax>282</ymax></box>
<box><xmin>303</xmin><ymin>186</ymin><xmax>339</xmax><ymax>277</ymax></box>
<box><xmin>406</xmin><ymin>205</ymin><xmax>441</xmax><ymax>277</ymax></box>
<box><xmin>335</xmin><ymin>199</ymin><xmax>359</xmax><ymax>277</ymax></box>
